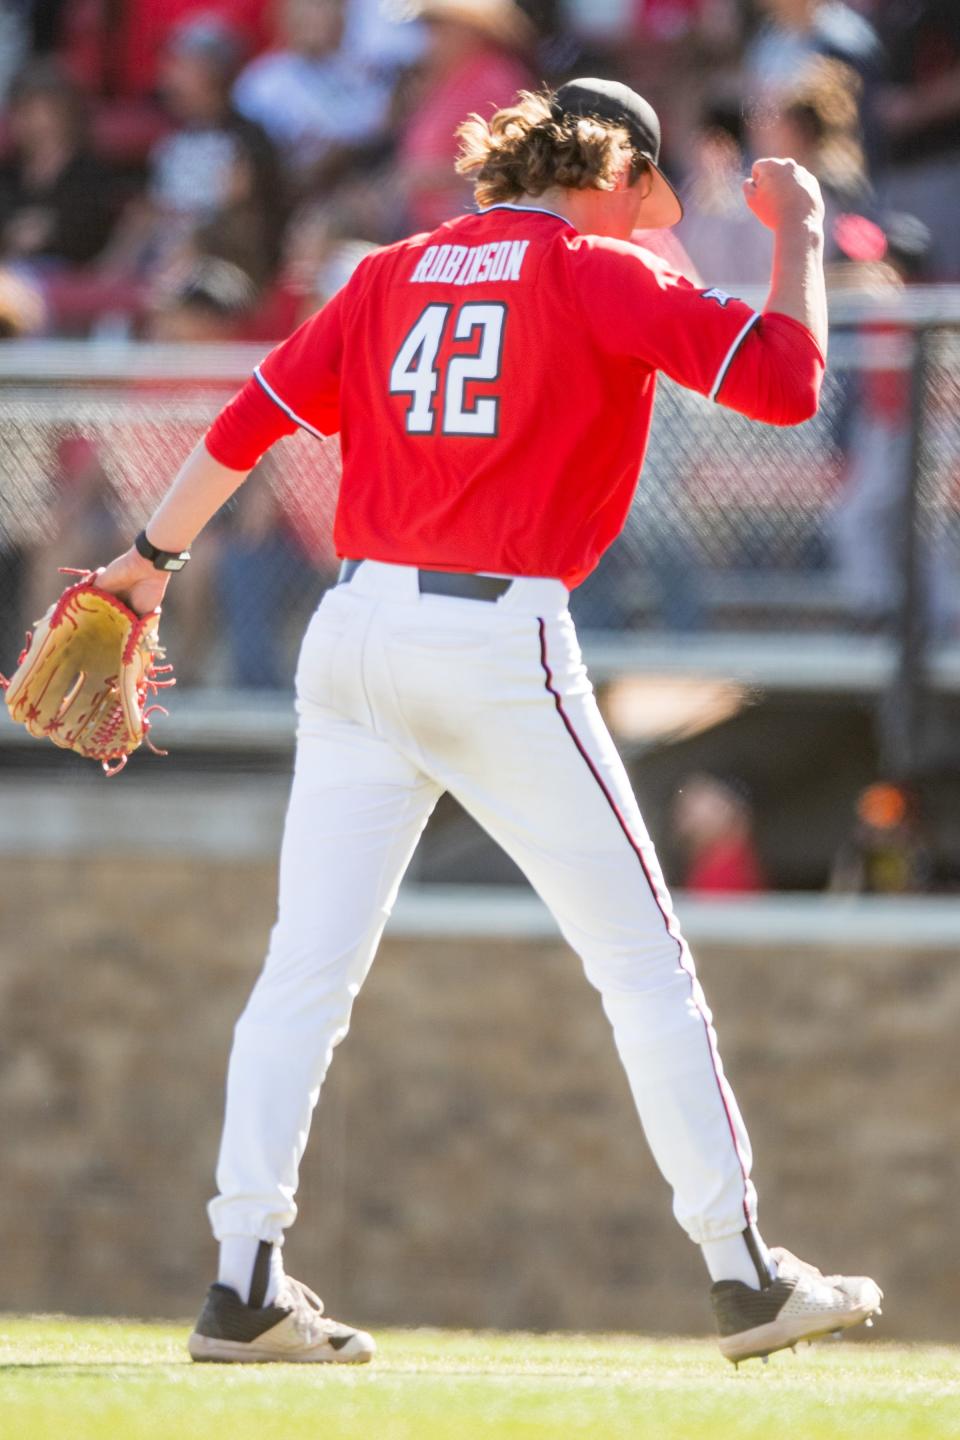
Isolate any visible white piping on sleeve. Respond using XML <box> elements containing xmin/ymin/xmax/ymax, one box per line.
<box><xmin>708</xmin><ymin>310</ymin><xmax>761</xmax><ymax>403</ymax></box>
<box><xmin>253</xmin><ymin>364</ymin><xmax>329</xmax><ymax>441</ymax></box>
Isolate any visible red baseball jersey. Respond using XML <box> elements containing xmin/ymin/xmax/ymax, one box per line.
<box><xmin>207</xmin><ymin>204</ymin><xmax>823</xmax><ymax>587</ymax></box>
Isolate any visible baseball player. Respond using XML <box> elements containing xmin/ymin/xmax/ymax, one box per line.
<box><xmin>96</xmin><ymin>79</ymin><xmax>882</xmax><ymax>1365</ymax></box>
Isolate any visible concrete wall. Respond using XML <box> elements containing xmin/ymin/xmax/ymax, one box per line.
<box><xmin>2</xmin><ymin>854</ymin><xmax>958</xmax><ymax>1340</ymax></box>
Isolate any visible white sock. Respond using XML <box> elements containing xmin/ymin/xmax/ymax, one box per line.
<box><xmin>701</xmin><ymin>1228</ymin><xmax>775</xmax><ymax>1290</ymax></box>
<box><xmin>218</xmin><ymin>1237</ymin><xmax>284</xmax><ymax>1306</ymax></box>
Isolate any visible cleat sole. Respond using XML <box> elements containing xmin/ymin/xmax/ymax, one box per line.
<box><xmin>718</xmin><ymin>1302</ymin><xmax>881</xmax><ymax>1365</ymax></box>
<box><xmin>188</xmin><ymin>1332</ymin><xmax>374</xmax><ymax>1365</ymax></box>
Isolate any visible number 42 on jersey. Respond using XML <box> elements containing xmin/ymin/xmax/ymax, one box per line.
<box><xmin>389</xmin><ymin>302</ymin><xmax>507</xmax><ymax>437</ymax></box>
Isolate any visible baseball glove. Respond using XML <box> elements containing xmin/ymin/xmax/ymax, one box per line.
<box><xmin>2</xmin><ymin>571</ymin><xmax>175</xmax><ymax>776</ymax></box>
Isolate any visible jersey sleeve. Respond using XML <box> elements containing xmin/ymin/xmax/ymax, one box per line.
<box><xmin>576</xmin><ymin>239</ymin><xmax>824</xmax><ymax>424</ymax></box>
<box><xmin>714</xmin><ymin>311</ymin><xmax>824</xmax><ymax>426</ymax></box>
<box><xmin>205</xmin><ymin>374</ymin><xmax>297</xmax><ymax>470</ymax></box>
<box><xmin>253</xmin><ymin>285</ymin><xmax>346</xmax><ymax>438</ymax></box>
<box><xmin>204</xmin><ymin>288</ymin><xmax>346</xmax><ymax>470</ymax></box>
<box><xmin>575</xmin><ymin>239</ymin><xmax>762</xmax><ymax>401</ymax></box>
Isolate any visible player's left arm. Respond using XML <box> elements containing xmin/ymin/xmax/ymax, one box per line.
<box><xmin>579</xmin><ymin>222</ymin><xmax>825</xmax><ymax>428</ymax></box>
<box><xmin>96</xmin><ymin>288</ymin><xmax>347</xmax><ymax>614</ymax></box>
<box><xmin>627</xmin><ymin>266</ymin><xmax>825</xmax><ymax>428</ymax></box>
<box><xmin>653</xmin><ymin>159</ymin><xmax>828</xmax><ymax>424</ymax></box>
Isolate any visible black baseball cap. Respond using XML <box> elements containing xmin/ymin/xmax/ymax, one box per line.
<box><xmin>550</xmin><ymin>77</ymin><xmax>683</xmax><ymax>228</ymax></box>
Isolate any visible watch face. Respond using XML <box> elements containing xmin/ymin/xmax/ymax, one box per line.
<box><xmin>160</xmin><ymin>555</ymin><xmax>188</xmax><ymax>572</ymax></box>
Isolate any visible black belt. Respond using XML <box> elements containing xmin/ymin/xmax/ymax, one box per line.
<box><xmin>338</xmin><ymin>559</ymin><xmax>512</xmax><ymax>602</ymax></box>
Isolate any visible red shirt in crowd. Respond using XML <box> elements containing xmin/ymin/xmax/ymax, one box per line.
<box><xmin>206</xmin><ymin>204</ymin><xmax>824</xmax><ymax>588</ymax></box>
<box><xmin>65</xmin><ymin>0</ymin><xmax>272</xmax><ymax>99</ymax></box>
<box><xmin>399</xmin><ymin>48</ymin><xmax>534</xmax><ymax>233</ymax></box>
<box><xmin>684</xmin><ymin>838</ymin><xmax>766</xmax><ymax>894</ymax></box>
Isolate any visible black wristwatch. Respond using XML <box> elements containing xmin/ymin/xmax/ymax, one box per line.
<box><xmin>135</xmin><ymin>529</ymin><xmax>191</xmax><ymax>572</ymax></box>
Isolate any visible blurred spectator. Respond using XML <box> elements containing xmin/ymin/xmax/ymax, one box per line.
<box><xmin>826</xmin><ymin>210</ymin><xmax>956</xmax><ymax>632</ymax></box>
<box><xmin>233</xmin><ymin>0</ymin><xmax>392</xmax><ymax>191</ymax></box>
<box><xmin>142</xmin><ymin>259</ymin><xmax>268</xmax><ymax>683</ymax></box>
<box><xmin>149</xmin><ymin>20</ymin><xmax>281</xmax><ymax>256</ymax></box>
<box><xmin>397</xmin><ymin>0</ymin><xmax>535</xmax><ymax>232</ymax></box>
<box><xmin>559</xmin><ymin>1</ymin><xmax>745</xmax><ymax>166</ymax></box>
<box><xmin>0</xmin><ymin>264</ymin><xmax>54</xmax><ymax>661</ymax></box>
<box><xmin>830</xmin><ymin>781</ymin><xmax>932</xmax><ymax>892</ymax></box>
<box><xmin>63</xmin><ymin>0</ymin><xmax>272</xmax><ymax>104</ymax></box>
<box><xmin>238</xmin><ymin>200</ymin><xmax>333</xmax><ymax>337</ymax></box>
<box><xmin>676</xmin><ymin>98</ymin><xmax>774</xmax><ymax>287</ymax></box>
<box><xmin>155</xmin><ymin>132</ymin><xmax>288</xmax><ymax>302</ymax></box>
<box><xmin>314</xmin><ymin>231</ymin><xmax>380</xmax><ymax>301</ymax></box>
<box><xmin>147</xmin><ymin>257</ymin><xmax>260</xmax><ymax>342</ymax></box>
<box><xmin>874</xmin><ymin>0</ymin><xmax>960</xmax><ymax>280</ymax></box>
<box><xmin>825</xmin><ymin>215</ymin><xmax>911</xmax><ymax>628</ymax></box>
<box><xmin>344</xmin><ymin>0</ymin><xmax>428</xmax><ymax>74</ymax></box>
<box><xmin>0</xmin><ymin>1</ymin><xmax>28</xmax><ymax>106</ymax></box>
<box><xmin>154</xmin><ymin>467</ymin><xmax>326</xmax><ymax>691</ymax></box>
<box><xmin>561</xmin><ymin>0</ymin><xmax>710</xmax><ymax>46</ymax></box>
<box><xmin>21</xmin><ymin>434</ymin><xmax>125</xmax><ymax>631</ymax></box>
<box><xmin>216</xmin><ymin>479</ymin><xmax>323</xmax><ymax>689</ymax></box>
<box><xmin>100</xmin><ymin>16</ymin><xmax>284</xmax><ymax>318</ymax></box>
<box><xmin>742</xmin><ymin>0</ymin><xmax>881</xmax><ymax>107</ymax></box>
<box><xmin>569</xmin><ymin>532</ymin><xmax>645</xmax><ymax>629</ymax></box>
<box><xmin>27</xmin><ymin>0</ymin><xmax>69</xmax><ymax>56</ymax></box>
<box><xmin>557</xmin><ymin>0</ymin><xmax>744</xmax><ymax>76</ymax></box>
<box><xmin>671</xmin><ymin>773</ymin><xmax>766</xmax><ymax>893</ymax></box>
<box><xmin>747</xmin><ymin>58</ymin><xmax>872</xmax><ymax>262</ymax></box>
<box><xmin>0</xmin><ymin>59</ymin><xmax>119</xmax><ymax>269</ymax></box>
<box><xmin>141</xmin><ymin>254</ymin><xmax>335</xmax><ymax>688</ymax></box>
<box><xmin>242</xmin><ymin>193</ymin><xmax>380</xmax><ymax>342</ymax></box>
<box><xmin>0</xmin><ymin>264</ymin><xmax>44</xmax><ymax>332</ymax></box>
<box><xmin>189</xmin><ymin>141</ymin><xmax>286</xmax><ymax>291</ymax></box>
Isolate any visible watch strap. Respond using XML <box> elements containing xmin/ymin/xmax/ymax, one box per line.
<box><xmin>135</xmin><ymin>530</ymin><xmax>191</xmax><ymax>572</ymax></box>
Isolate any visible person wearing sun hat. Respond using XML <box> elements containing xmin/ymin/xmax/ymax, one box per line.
<box><xmin>398</xmin><ymin>0</ymin><xmax>535</xmax><ymax>231</ymax></box>
<box><xmin>414</xmin><ymin>0</ymin><xmax>534</xmax><ymax>50</ymax></box>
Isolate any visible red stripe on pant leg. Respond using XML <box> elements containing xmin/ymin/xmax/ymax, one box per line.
<box><xmin>537</xmin><ymin>618</ymin><xmax>754</xmax><ymax>1228</ymax></box>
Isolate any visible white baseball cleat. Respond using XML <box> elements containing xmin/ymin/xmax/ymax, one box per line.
<box><xmin>188</xmin><ymin>1275</ymin><xmax>376</xmax><ymax>1363</ymax></box>
<box><xmin>711</xmin><ymin>1246</ymin><xmax>883</xmax><ymax>1364</ymax></box>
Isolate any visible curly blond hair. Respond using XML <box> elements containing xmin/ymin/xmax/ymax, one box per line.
<box><xmin>782</xmin><ymin>59</ymin><xmax>867</xmax><ymax>194</ymax></box>
<box><xmin>455</xmin><ymin>88</ymin><xmax>644</xmax><ymax>206</ymax></box>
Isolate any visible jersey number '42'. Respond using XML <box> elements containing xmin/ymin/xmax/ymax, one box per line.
<box><xmin>390</xmin><ymin>302</ymin><xmax>507</xmax><ymax>437</ymax></box>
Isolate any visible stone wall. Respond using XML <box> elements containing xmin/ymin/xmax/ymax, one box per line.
<box><xmin>1</xmin><ymin>854</ymin><xmax>958</xmax><ymax>1340</ymax></box>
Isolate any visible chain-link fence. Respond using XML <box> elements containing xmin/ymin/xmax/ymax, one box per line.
<box><xmin>0</xmin><ymin>345</ymin><xmax>342</xmax><ymax>691</ymax></box>
<box><xmin>1</xmin><ymin>294</ymin><xmax>958</xmax><ymax>704</ymax></box>
<box><xmin>576</xmin><ymin>296</ymin><xmax>960</xmax><ymax>645</ymax></box>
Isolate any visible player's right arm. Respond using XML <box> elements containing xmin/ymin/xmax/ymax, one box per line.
<box><xmin>93</xmin><ymin>444</ymin><xmax>259</xmax><ymax>615</ymax></box>
<box><xmin>96</xmin><ymin>287</ymin><xmax>347</xmax><ymax>614</ymax></box>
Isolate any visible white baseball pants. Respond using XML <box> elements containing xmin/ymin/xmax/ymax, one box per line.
<box><xmin>209</xmin><ymin>560</ymin><xmax>757</xmax><ymax>1249</ymax></box>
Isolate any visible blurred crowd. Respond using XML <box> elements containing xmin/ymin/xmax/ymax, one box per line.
<box><xmin>668</xmin><ymin>771</ymin><xmax>933</xmax><ymax>895</ymax></box>
<box><xmin>0</xmin><ymin>0</ymin><xmax>953</xmax><ymax>338</ymax></box>
<box><xmin>1</xmin><ymin>0</ymin><xmax>959</xmax><ymax>687</ymax></box>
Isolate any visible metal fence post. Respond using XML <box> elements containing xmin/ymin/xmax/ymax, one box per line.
<box><xmin>879</xmin><ymin>326</ymin><xmax>931</xmax><ymax>780</ymax></box>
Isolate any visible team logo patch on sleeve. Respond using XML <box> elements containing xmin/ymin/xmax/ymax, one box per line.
<box><xmin>702</xmin><ymin>287</ymin><xmax>735</xmax><ymax>307</ymax></box>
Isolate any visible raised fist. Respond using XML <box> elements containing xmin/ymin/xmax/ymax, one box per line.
<box><xmin>743</xmin><ymin>157</ymin><xmax>824</xmax><ymax>232</ymax></box>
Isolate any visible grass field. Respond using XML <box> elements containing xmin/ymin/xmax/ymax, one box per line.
<box><xmin>2</xmin><ymin>1317</ymin><xmax>959</xmax><ymax>1440</ymax></box>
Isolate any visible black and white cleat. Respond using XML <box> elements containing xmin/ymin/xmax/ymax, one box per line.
<box><xmin>712</xmin><ymin>1247</ymin><xmax>883</xmax><ymax>1365</ymax></box>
